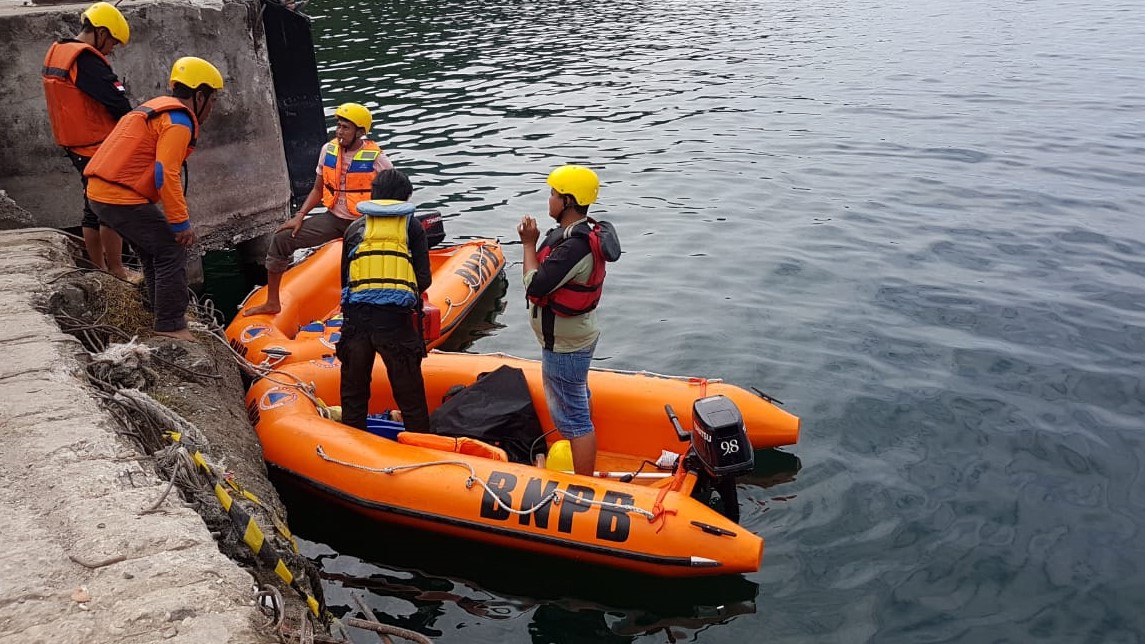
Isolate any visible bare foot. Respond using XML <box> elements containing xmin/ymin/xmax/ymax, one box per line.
<box><xmin>112</xmin><ymin>268</ymin><xmax>144</xmax><ymax>285</ymax></box>
<box><xmin>155</xmin><ymin>329</ymin><xmax>196</xmax><ymax>342</ymax></box>
<box><xmin>243</xmin><ymin>302</ymin><xmax>282</xmax><ymax>317</ymax></box>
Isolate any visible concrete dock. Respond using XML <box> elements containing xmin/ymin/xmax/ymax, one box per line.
<box><xmin>0</xmin><ymin>229</ymin><xmax>270</xmax><ymax>643</ymax></box>
<box><xmin>0</xmin><ymin>2</ymin><xmax>339</xmax><ymax>639</ymax></box>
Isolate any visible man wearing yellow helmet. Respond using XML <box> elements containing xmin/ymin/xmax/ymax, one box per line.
<box><xmin>85</xmin><ymin>57</ymin><xmax>224</xmax><ymax>341</ymax></box>
<box><xmin>517</xmin><ymin>165</ymin><xmax>621</xmax><ymax>476</ymax></box>
<box><xmin>42</xmin><ymin>2</ymin><xmax>133</xmax><ymax>281</ymax></box>
<box><xmin>244</xmin><ymin>102</ymin><xmax>393</xmax><ymax>317</ymax></box>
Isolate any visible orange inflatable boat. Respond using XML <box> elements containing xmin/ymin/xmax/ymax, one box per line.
<box><xmin>226</xmin><ymin>239</ymin><xmax>504</xmax><ymax>365</ymax></box>
<box><xmin>247</xmin><ymin>351</ymin><xmax>800</xmax><ymax>577</ymax></box>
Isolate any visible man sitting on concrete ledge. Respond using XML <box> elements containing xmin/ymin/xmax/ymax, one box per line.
<box><xmin>243</xmin><ymin>102</ymin><xmax>393</xmax><ymax>317</ymax></box>
<box><xmin>84</xmin><ymin>57</ymin><xmax>224</xmax><ymax>342</ymax></box>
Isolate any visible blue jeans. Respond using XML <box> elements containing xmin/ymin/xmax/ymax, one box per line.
<box><xmin>541</xmin><ymin>342</ymin><xmax>596</xmax><ymax>439</ymax></box>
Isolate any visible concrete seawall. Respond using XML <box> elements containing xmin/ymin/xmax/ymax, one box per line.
<box><xmin>0</xmin><ymin>0</ymin><xmax>290</xmax><ymax>249</ymax></box>
<box><xmin>0</xmin><ymin>229</ymin><xmax>271</xmax><ymax>643</ymax></box>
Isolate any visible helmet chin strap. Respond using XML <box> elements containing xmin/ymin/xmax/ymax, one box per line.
<box><xmin>556</xmin><ymin>198</ymin><xmax>581</xmax><ymax>224</ymax></box>
<box><xmin>192</xmin><ymin>90</ymin><xmax>211</xmax><ymax>122</ymax></box>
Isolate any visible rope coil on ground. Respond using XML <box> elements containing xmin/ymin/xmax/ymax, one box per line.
<box><xmin>256</xmin><ymin>584</ymin><xmax>287</xmax><ymax>633</ymax></box>
<box><xmin>47</xmin><ymin>277</ymin><xmax>335</xmax><ymax>638</ymax></box>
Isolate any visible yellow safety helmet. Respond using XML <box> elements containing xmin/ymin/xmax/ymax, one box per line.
<box><xmin>545</xmin><ymin>440</ymin><xmax>574</xmax><ymax>472</ymax></box>
<box><xmin>82</xmin><ymin>2</ymin><xmax>129</xmax><ymax>45</ymax></box>
<box><xmin>335</xmin><ymin>103</ymin><xmax>372</xmax><ymax>131</ymax></box>
<box><xmin>547</xmin><ymin>165</ymin><xmax>600</xmax><ymax>207</ymax></box>
<box><xmin>169</xmin><ymin>57</ymin><xmax>224</xmax><ymax>91</ymax></box>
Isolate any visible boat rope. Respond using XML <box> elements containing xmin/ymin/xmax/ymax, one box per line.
<box><xmin>650</xmin><ymin>466</ymin><xmax>688</xmax><ymax>532</ymax></box>
<box><xmin>442</xmin><ymin>240</ymin><xmax>496</xmax><ymax>323</ymax></box>
<box><xmin>442</xmin><ymin>272</ymin><xmax>479</xmax><ymax>321</ymax></box>
<box><xmin>315</xmin><ymin>446</ymin><xmax>657</xmax><ymax>520</ymax></box>
<box><xmin>349</xmin><ymin>593</ymin><xmax>434</xmax><ymax>644</ymax></box>
<box><xmin>204</xmin><ymin>322</ymin><xmax>324</xmax><ymax>409</ymax></box>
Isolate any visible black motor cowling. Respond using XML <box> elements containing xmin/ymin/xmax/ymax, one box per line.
<box><xmin>416</xmin><ymin>210</ymin><xmax>446</xmax><ymax>248</ymax></box>
<box><xmin>689</xmin><ymin>395</ymin><xmax>754</xmax><ymax>479</ymax></box>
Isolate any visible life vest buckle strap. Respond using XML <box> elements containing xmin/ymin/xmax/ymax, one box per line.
<box><xmin>347</xmin><ymin>277</ymin><xmax>418</xmax><ymax>289</ymax></box>
<box><xmin>353</xmin><ymin>249</ymin><xmax>412</xmax><ymax>260</ymax></box>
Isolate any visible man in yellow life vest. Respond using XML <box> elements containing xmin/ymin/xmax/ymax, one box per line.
<box><xmin>244</xmin><ymin>102</ymin><xmax>393</xmax><ymax>317</ymax></box>
<box><xmin>336</xmin><ymin>169</ymin><xmax>432</xmax><ymax>434</ymax></box>
<box><xmin>41</xmin><ymin>2</ymin><xmax>134</xmax><ymax>280</ymax></box>
<box><xmin>85</xmin><ymin>57</ymin><xmax>224</xmax><ymax>342</ymax></box>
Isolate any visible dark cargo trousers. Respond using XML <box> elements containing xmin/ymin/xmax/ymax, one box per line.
<box><xmin>90</xmin><ymin>201</ymin><xmax>189</xmax><ymax>332</ymax></box>
<box><xmin>65</xmin><ymin>152</ymin><xmax>102</xmax><ymax>230</ymax></box>
<box><xmin>336</xmin><ymin>307</ymin><xmax>431</xmax><ymax>434</ymax></box>
<box><xmin>264</xmin><ymin>211</ymin><xmax>353</xmax><ymax>273</ymax></box>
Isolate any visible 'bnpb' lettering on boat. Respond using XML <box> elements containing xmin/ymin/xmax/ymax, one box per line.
<box><xmin>454</xmin><ymin>246</ymin><xmax>500</xmax><ymax>285</ymax></box>
<box><xmin>479</xmin><ymin>472</ymin><xmax>633</xmax><ymax>543</ymax></box>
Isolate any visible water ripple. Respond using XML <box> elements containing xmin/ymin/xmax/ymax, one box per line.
<box><xmin>281</xmin><ymin>0</ymin><xmax>1145</xmax><ymax>640</ymax></box>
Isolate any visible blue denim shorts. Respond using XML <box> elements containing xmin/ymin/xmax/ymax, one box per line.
<box><xmin>541</xmin><ymin>342</ymin><xmax>596</xmax><ymax>439</ymax></box>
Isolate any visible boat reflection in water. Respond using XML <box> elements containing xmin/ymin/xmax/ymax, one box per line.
<box><xmin>433</xmin><ymin>267</ymin><xmax>509</xmax><ymax>353</ymax></box>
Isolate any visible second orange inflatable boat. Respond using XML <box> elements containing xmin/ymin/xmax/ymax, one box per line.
<box><xmin>226</xmin><ymin>239</ymin><xmax>504</xmax><ymax>366</ymax></box>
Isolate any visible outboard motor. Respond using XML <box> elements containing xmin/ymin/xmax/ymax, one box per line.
<box><xmin>689</xmin><ymin>396</ymin><xmax>755</xmax><ymax>478</ymax></box>
<box><xmin>666</xmin><ymin>395</ymin><xmax>754</xmax><ymax>522</ymax></box>
<box><xmin>416</xmin><ymin>210</ymin><xmax>446</xmax><ymax>248</ymax></box>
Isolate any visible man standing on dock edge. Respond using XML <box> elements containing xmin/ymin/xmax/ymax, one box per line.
<box><xmin>84</xmin><ymin>57</ymin><xmax>224</xmax><ymax>341</ymax></box>
<box><xmin>41</xmin><ymin>1</ymin><xmax>134</xmax><ymax>280</ymax></box>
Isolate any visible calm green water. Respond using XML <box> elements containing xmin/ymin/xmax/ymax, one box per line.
<box><xmin>220</xmin><ymin>0</ymin><xmax>1145</xmax><ymax>641</ymax></box>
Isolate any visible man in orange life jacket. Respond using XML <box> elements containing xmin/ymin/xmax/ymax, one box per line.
<box><xmin>41</xmin><ymin>2</ymin><xmax>133</xmax><ymax>280</ymax></box>
<box><xmin>85</xmin><ymin>57</ymin><xmax>224</xmax><ymax>342</ymax></box>
<box><xmin>243</xmin><ymin>103</ymin><xmax>393</xmax><ymax>317</ymax></box>
<box><xmin>517</xmin><ymin>165</ymin><xmax>621</xmax><ymax>476</ymax></box>
<box><xmin>337</xmin><ymin>169</ymin><xmax>432</xmax><ymax>433</ymax></box>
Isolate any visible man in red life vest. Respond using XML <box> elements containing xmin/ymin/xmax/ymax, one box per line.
<box><xmin>517</xmin><ymin>165</ymin><xmax>621</xmax><ymax>476</ymax></box>
<box><xmin>41</xmin><ymin>2</ymin><xmax>134</xmax><ymax>280</ymax></box>
<box><xmin>85</xmin><ymin>57</ymin><xmax>224</xmax><ymax>341</ymax></box>
<box><xmin>243</xmin><ymin>103</ymin><xmax>394</xmax><ymax>317</ymax></box>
